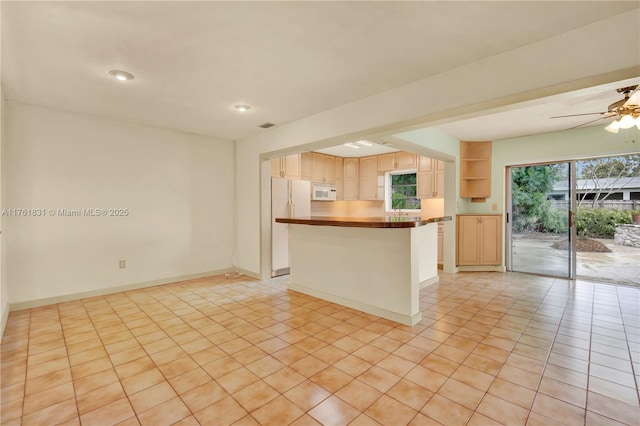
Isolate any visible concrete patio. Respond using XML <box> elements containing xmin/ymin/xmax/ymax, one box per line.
<box><xmin>511</xmin><ymin>234</ymin><xmax>640</xmax><ymax>285</ymax></box>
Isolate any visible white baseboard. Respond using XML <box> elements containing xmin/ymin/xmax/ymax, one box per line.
<box><xmin>456</xmin><ymin>265</ymin><xmax>504</xmax><ymax>273</ymax></box>
<box><xmin>234</xmin><ymin>267</ymin><xmax>261</xmax><ymax>280</ymax></box>
<box><xmin>419</xmin><ymin>275</ymin><xmax>440</xmax><ymax>289</ymax></box>
<box><xmin>9</xmin><ymin>267</ymin><xmax>236</xmax><ymax>312</ymax></box>
<box><xmin>288</xmin><ymin>282</ymin><xmax>422</xmax><ymax>326</ymax></box>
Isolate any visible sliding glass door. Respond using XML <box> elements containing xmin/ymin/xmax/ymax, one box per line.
<box><xmin>507</xmin><ymin>162</ymin><xmax>576</xmax><ymax>279</ymax></box>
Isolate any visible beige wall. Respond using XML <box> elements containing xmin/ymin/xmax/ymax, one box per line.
<box><xmin>3</xmin><ymin>102</ymin><xmax>236</xmax><ymax>305</ymax></box>
<box><xmin>0</xmin><ymin>87</ymin><xmax>6</xmax><ymax>334</ymax></box>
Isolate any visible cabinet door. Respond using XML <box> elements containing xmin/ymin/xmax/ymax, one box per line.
<box><xmin>418</xmin><ymin>156</ymin><xmax>433</xmax><ymax>173</ymax></box>
<box><xmin>283</xmin><ymin>154</ymin><xmax>301</xmax><ymax>179</ymax></box>
<box><xmin>343</xmin><ymin>158</ymin><xmax>359</xmax><ymax>200</ymax></box>
<box><xmin>435</xmin><ymin>160</ymin><xmax>445</xmax><ymax>198</ymax></box>
<box><xmin>344</xmin><ymin>158</ymin><xmax>358</xmax><ymax>179</ymax></box>
<box><xmin>311</xmin><ymin>153</ymin><xmax>325</xmax><ymax>182</ymax></box>
<box><xmin>334</xmin><ymin>157</ymin><xmax>344</xmax><ymax>200</ymax></box>
<box><xmin>323</xmin><ymin>155</ymin><xmax>335</xmax><ymax>184</ymax></box>
<box><xmin>359</xmin><ymin>156</ymin><xmax>378</xmax><ymax>200</ymax></box>
<box><xmin>417</xmin><ymin>172</ymin><xmax>434</xmax><ymax>199</ymax></box>
<box><xmin>437</xmin><ymin>223</ymin><xmax>444</xmax><ymax>265</ymax></box>
<box><xmin>457</xmin><ymin>216</ymin><xmax>479</xmax><ymax>265</ymax></box>
<box><xmin>300</xmin><ymin>153</ymin><xmax>312</xmax><ymax>181</ymax></box>
<box><xmin>377</xmin><ymin>153</ymin><xmax>396</xmax><ymax>172</ymax></box>
<box><xmin>396</xmin><ymin>152</ymin><xmax>416</xmax><ymax>169</ymax></box>
<box><xmin>271</xmin><ymin>158</ymin><xmax>282</xmax><ymax>178</ymax></box>
<box><xmin>479</xmin><ymin>216</ymin><xmax>501</xmax><ymax>265</ymax></box>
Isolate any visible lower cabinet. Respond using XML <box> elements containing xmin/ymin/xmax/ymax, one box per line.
<box><xmin>456</xmin><ymin>215</ymin><xmax>501</xmax><ymax>266</ymax></box>
<box><xmin>437</xmin><ymin>222</ymin><xmax>444</xmax><ymax>267</ymax></box>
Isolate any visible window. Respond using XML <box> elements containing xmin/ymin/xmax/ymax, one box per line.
<box><xmin>386</xmin><ymin>170</ymin><xmax>421</xmax><ymax>212</ymax></box>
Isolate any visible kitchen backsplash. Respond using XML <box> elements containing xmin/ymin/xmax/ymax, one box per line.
<box><xmin>311</xmin><ymin>198</ymin><xmax>444</xmax><ymax>217</ymax></box>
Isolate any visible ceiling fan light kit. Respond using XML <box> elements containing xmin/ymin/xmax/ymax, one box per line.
<box><xmin>551</xmin><ymin>85</ymin><xmax>640</xmax><ymax>133</ymax></box>
<box><xmin>604</xmin><ymin>85</ymin><xmax>640</xmax><ymax>133</ymax></box>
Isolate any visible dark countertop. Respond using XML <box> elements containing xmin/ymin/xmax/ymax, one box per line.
<box><xmin>275</xmin><ymin>216</ymin><xmax>452</xmax><ymax>228</ymax></box>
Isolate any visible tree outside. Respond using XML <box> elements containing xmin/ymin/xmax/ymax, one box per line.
<box><xmin>391</xmin><ymin>173</ymin><xmax>420</xmax><ymax>210</ymax></box>
<box><xmin>511</xmin><ymin>155</ymin><xmax>640</xmax><ymax>239</ymax></box>
<box><xmin>577</xmin><ymin>154</ymin><xmax>640</xmax><ymax>208</ymax></box>
<box><xmin>511</xmin><ymin>164</ymin><xmax>567</xmax><ymax>234</ymax></box>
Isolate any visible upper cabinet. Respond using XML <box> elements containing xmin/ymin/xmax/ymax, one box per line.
<box><xmin>311</xmin><ymin>153</ymin><xmax>335</xmax><ymax>184</ymax></box>
<box><xmin>417</xmin><ymin>156</ymin><xmax>444</xmax><ymax>199</ymax></box>
<box><xmin>460</xmin><ymin>141</ymin><xmax>492</xmax><ymax>199</ymax></box>
<box><xmin>271</xmin><ymin>154</ymin><xmax>301</xmax><ymax>179</ymax></box>
<box><xmin>359</xmin><ymin>156</ymin><xmax>379</xmax><ymax>200</ymax></box>
<box><xmin>300</xmin><ymin>152</ymin><xmax>312</xmax><ymax>181</ymax></box>
<box><xmin>273</xmin><ymin>151</ymin><xmax>443</xmax><ymax>202</ymax></box>
<box><xmin>377</xmin><ymin>152</ymin><xmax>416</xmax><ymax>172</ymax></box>
<box><xmin>343</xmin><ymin>158</ymin><xmax>359</xmax><ymax>201</ymax></box>
<box><xmin>334</xmin><ymin>157</ymin><xmax>344</xmax><ymax>200</ymax></box>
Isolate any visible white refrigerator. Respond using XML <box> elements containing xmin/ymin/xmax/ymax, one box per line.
<box><xmin>272</xmin><ymin>178</ymin><xmax>311</xmax><ymax>277</ymax></box>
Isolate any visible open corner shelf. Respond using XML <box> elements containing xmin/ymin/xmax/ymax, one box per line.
<box><xmin>460</xmin><ymin>141</ymin><xmax>492</xmax><ymax>198</ymax></box>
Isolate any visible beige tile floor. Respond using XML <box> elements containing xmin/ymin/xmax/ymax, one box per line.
<box><xmin>1</xmin><ymin>272</ymin><xmax>639</xmax><ymax>425</ymax></box>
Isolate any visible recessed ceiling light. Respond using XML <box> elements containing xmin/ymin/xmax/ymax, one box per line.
<box><xmin>108</xmin><ymin>70</ymin><xmax>135</xmax><ymax>81</ymax></box>
<box><xmin>356</xmin><ymin>140</ymin><xmax>373</xmax><ymax>147</ymax></box>
<box><xmin>344</xmin><ymin>143</ymin><xmax>360</xmax><ymax>149</ymax></box>
<box><xmin>234</xmin><ymin>104</ymin><xmax>251</xmax><ymax>112</ymax></box>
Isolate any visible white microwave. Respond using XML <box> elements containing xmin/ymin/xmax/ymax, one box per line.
<box><xmin>311</xmin><ymin>183</ymin><xmax>337</xmax><ymax>201</ymax></box>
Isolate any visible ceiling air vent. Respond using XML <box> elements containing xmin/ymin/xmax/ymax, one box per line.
<box><xmin>258</xmin><ymin>122</ymin><xmax>276</xmax><ymax>129</ymax></box>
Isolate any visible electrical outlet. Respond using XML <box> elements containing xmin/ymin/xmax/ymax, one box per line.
<box><xmin>119</xmin><ymin>260</ymin><xmax>126</xmax><ymax>269</ymax></box>
<box><xmin>492</xmin><ymin>203</ymin><xmax>498</xmax><ymax>211</ymax></box>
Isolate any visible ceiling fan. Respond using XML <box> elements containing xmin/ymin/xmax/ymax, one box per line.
<box><xmin>551</xmin><ymin>85</ymin><xmax>640</xmax><ymax>133</ymax></box>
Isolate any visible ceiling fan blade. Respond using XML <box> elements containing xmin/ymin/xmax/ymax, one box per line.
<box><xmin>567</xmin><ymin>115</ymin><xmax>615</xmax><ymax>130</ymax></box>
<box><xmin>550</xmin><ymin>112</ymin><xmax>607</xmax><ymax>118</ymax></box>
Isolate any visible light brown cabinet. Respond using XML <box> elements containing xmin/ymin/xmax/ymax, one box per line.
<box><xmin>311</xmin><ymin>153</ymin><xmax>335</xmax><ymax>184</ymax></box>
<box><xmin>437</xmin><ymin>222</ymin><xmax>444</xmax><ymax>267</ymax></box>
<box><xmin>417</xmin><ymin>156</ymin><xmax>444</xmax><ymax>199</ymax></box>
<box><xmin>460</xmin><ymin>141</ymin><xmax>491</xmax><ymax>198</ymax></box>
<box><xmin>300</xmin><ymin>153</ymin><xmax>312</xmax><ymax>181</ymax></box>
<box><xmin>377</xmin><ymin>152</ymin><xmax>416</xmax><ymax>172</ymax></box>
<box><xmin>343</xmin><ymin>158</ymin><xmax>359</xmax><ymax>200</ymax></box>
<box><xmin>359</xmin><ymin>156</ymin><xmax>379</xmax><ymax>200</ymax></box>
<box><xmin>271</xmin><ymin>154</ymin><xmax>301</xmax><ymax>179</ymax></box>
<box><xmin>435</xmin><ymin>160</ymin><xmax>445</xmax><ymax>198</ymax></box>
<box><xmin>335</xmin><ymin>157</ymin><xmax>344</xmax><ymax>200</ymax></box>
<box><xmin>457</xmin><ymin>214</ymin><xmax>501</xmax><ymax>266</ymax></box>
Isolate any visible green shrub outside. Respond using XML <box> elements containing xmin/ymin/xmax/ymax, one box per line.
<box><xmin>575</xmin><ymin>209</ymin><xmax>639</xmax><ymax>238</ymax></box>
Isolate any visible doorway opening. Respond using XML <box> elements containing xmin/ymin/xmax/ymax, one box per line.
<box><xmin>507</xmin><ymin>154</ymin><xmax>640</xmax><ymax>285</ymax></box>
<box><xmin>506</xmin><ymin>161</ymin><xmax>576</xmax><ymax>279</ymax></box>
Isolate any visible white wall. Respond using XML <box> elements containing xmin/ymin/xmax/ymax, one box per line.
<box><xmin>4</xmin><ymin>102</ymin><xmax>235</xmax><ymax>305</ymax></box>
<box><xmin>235</xmin><ymin>11</ymin><xmax>638</xmax><ymax>278</ymax></box>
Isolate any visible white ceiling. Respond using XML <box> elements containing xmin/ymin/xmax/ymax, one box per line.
<box><xmin>2</xmin><ymin>1</ymin><xmax>638</xmax><ymax>143</ymax></box>
<box><xmin>435</xmin><ymin>78</ymin><xmax>640</xmax><ymax>141</ymax></box>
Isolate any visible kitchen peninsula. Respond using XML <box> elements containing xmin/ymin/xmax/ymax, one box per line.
<box><xmin>275</xmin><ymin>216</ymin><xmax>451</xmax><ymax>325</ymax></box>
